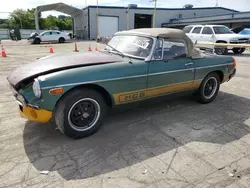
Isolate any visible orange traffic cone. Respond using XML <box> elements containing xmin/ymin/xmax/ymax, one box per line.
<box><xmin>95</xmin><ymin>45</ymin><xmax>98</xmax><ymax>51</ymax></box>
<box><xmin>74</xmin><ymin>42</ymin><xmax>79</xmax><ymax>52</ymax></box>
<box><xmin>1</xmin><ymin>46</ymin><xmax>6</xmax><ymax>57</ymax></box>
<box><xmin>88</xmin><ymin>45</ymin><xmax>92</xmax><ymax>52</ymax></box>
<box><xmin>49</xmin><ymin>44</ymin><xmax>54</xmax><ymax>53</ymax></box>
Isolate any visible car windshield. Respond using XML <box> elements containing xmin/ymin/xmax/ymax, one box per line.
<box><xmin>106</xmin><ymin>35</ymin><xmax>153</xmax><ymax>59</ymax></box>
<box><xmin>213</xmin><ymin>26</ymin><xmax>234</xmax><ymax>34</ymax></box>
<box><xmin>239</xmin><ymin>29</ymin><xmax>250</xmax><ymax>35</ymax></box>
<box><xmin>40</xmin><ymin>31</ymin><xmax>46</xmax><ymax>35</ymax></box>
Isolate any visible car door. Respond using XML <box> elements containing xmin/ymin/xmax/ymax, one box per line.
<box><xmin>199</xmin><ymin>26</ymin><xmax>215</xmax><ymax>50</ymax></box>
<box><xmin>200</xmin><ymin>27</ymin><xmax>215</xmax><ymax>42</ymax></box>
<box><xmin>189</xmin><ymin>26</ymin><xmax>202</xmax><ymax>43</ymax></box>
<box><xmin>41</xmin><ymin>31</ymin><xmax>52</xmax><ymax>42</ymax></box>
<box><xmin>147</xmin><ymin>39</ymin><xmax>196</xmax><ymax>97</ymax></box>
<box><xmin>52</xmin><ymin>31</ymin><xmax>60</xmax><ymax>41</ymax></box>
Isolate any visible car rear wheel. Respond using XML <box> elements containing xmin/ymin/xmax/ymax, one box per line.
<box><xmin>55</xmin><ymin>88</ymin><xmax>107</xmax><ymax>139</ymax></box>
<box><xmin>196</xmin><ymin>73</ymin><xmax>220</xmax><ymax>104</ymax></box>
<box><xmin>233</xmin><ymin>48</ymin><xmax>245</xmax><ymax>54</ymax></box>
<box><xmin>59</xmin><ymin>37</ymin><xmax>65</xmax><ymax>43</ymax></box>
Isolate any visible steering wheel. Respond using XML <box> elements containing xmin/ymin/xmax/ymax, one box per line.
<box><xmin>153</xmin><ymin>48</ymin><xmax>162</xmax><ymax>59</ymax></box>
<box><xmin>139</xmin><ymin>51</ymin><xmax>148</xmax><ymax>58</ymax></box>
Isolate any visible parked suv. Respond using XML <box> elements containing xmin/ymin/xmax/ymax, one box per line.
<box><xmin>28</xmin><ymin>30</ymin><xmax>70</xmax><ymax>44</ymax></box>
<box><xmin>183</xmin><ymin>25</ymin><xmax>250</xmax><ymax>55</ymax></box>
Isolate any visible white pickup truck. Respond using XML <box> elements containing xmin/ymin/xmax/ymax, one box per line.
<box><xmin>183</xmin><ymin>25</ymin><xmax>250</xmax><ymax>55</ymax></box>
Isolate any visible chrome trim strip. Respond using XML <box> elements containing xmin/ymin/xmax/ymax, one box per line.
<box><xmin>149</xmin><ymin>68</ymin><xmax>194</xmax><ymax>76</ymax></box>
<box><xmin>196</xmin><ymin>63</ymin><xmax>234</xmax><ymax>70</ymax></box>
<box><xmin>41</xmin><ymin>63</ymin><xmax>234</xmax><ymax>90</ymax></box>
<box><xmin>41</xmin><ymin>74</ymin><xmax>148</xmax><ymax>90</ymax></box>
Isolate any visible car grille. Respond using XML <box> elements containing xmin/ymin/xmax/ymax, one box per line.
<box><xmin>230</xmin><ymin>41</ymin><xmax>249</xmax><ymax>44</ymax></box>
<box><xmin>238</xmin><ymin>38</ymin><xmax>249</xmax><ymax>41</ymax></box>
<box><xmin>10</xmin><ymin>85</ymin><xmax>27</xmax><ymax>106</ymax></box>
<box><xmin>230</xmin><ymin>38</ymin><xmax>250</xmax><ymax>44</ymax></box>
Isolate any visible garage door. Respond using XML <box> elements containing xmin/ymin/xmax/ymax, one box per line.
<box><xmin>98</xmin><ymin>16</ymin><xmax>118</xmax><ymax>37</ymax></box>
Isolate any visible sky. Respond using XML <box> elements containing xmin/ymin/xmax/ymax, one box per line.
<box><xmin>0</xmin><ymin>0</ymin><xmax>250</xmax><ymax>18</ymax></box>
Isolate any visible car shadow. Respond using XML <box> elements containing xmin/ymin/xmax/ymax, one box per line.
<box><xmin>23</xmin><ymin>92</ymin><xmax>250</xmax><ymax>180</ymax></box>
<box><xmin>226</xmin><ymin>52</ymin><xmax>250</xmax><ymax>57</ymax></box>
<box><xmin>198</xmin><ymin>49</ymin><xmax>250</xmax><ymax>57</ymax></box>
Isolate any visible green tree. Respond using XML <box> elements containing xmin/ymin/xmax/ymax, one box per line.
<box><xmin>39</xmin><ymin>18</ymin><xmax>46</xmax><ymax>30</ymax></box>
<box><xmin>44</xmin><ymin>15</ymin><xmax>57</xmax><ymax>29</ymax></box>
<box><xmin>0</xmin><ymin>19</ymin><xmax>9</xmax><ymax>28</ymax></box>
<box><xmin>55</xmin><ymin>17</ymin><xmax>72</xmax><ymax>30</ymax></box>
<box><xmin>63</xmin><ymin>17</ymin><xmax>73</xmax><ymax>30</ymax></box>
<box><xmin>7</xmin><ymin>8</ymin><xmax>72</xmax><ymax>30</ymax></box>
<box><xmin>8</xmin><ymin>8</ymin><xmax>40</xmax><ymax>29</ymax></box>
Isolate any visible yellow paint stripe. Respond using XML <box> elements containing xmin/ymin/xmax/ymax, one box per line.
<box><xmin>113</xmin><ymin>80</ymin><xmax>201</xmax><ymax>105</ymax></box>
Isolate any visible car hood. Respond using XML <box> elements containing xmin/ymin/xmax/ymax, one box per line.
<box><xmin>7</xmin><ymin>51</ymin><xmax>122</xmax><ymax>88</ymax></box>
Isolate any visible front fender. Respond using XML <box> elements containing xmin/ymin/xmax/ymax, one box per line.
<box><xmin>36</xmin><ymin>63</ymin><xmax>126</xmax><ymax>110</ymax></box>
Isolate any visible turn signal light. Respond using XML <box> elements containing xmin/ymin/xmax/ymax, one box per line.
<box><xmin>49</xmin><ymin>88</ymin><xmax>64</xmax><ymax>95</ymax></box>
<box><xmin>233</xmin><ymin>58</ymin><xmax>237</xmax><ymax>68</ymax></box>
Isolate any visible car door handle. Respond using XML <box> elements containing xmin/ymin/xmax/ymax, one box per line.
<box><xmin>185</xmin><ymin>62</ymin><xmax>193</xmax><ymax>66</ymax></box>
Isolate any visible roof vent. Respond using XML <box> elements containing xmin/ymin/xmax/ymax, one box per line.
<box><xmin>128</xmin><ymin>4</ymin><xmax>138</xmax><ymax>8</ymax></box>
<box><xmin>183</xmin><ymin>4</ymin><xmax>194</xmax><ymax>9</ymax></box>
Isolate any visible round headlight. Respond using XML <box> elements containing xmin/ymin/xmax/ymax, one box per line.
<box><xmin>32</xmin><ymin>79</ymin><xmax>41</xmax><ymax>98</ymax></box>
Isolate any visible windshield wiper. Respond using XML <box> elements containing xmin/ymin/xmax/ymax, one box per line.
<box><xmin>105</xmin><ymin>44</ymin><xmax>126</xmax><ymax>58</ymax></box>
<box><xmin>105</xmin><ymin>44</ymin><xmax>133</xmax><ymax>63</ymax></box>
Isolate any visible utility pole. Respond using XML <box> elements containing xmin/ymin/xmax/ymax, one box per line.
<box><xmin>96</xmin><ymin>0</ymin><xmax>99</xmax><ymax>40</ymax></box>
<box><xmin>127</xmin><ymin>6</ymin><xmax>130</xmax><ymax>30</ymax></box>
<box><xmin>150</xmin><ymin>0</ymin><xmax>157</xmax><ymax>28</ymax></box>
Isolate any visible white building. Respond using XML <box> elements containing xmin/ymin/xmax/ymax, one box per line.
<box><xmin>34</xmin><ymin>3</ymin><xmax>250</xmax><ymax>40</ymax></box>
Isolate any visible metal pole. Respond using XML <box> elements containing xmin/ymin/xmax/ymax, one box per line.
<box><xmin>127</xmin><ymin>6</ymin><xmax>130</xmax><ymax>30</ymax></box>
<box><xmin>153</xmin><ymin>0</ymin><xmax>157</xmax><ymax>28</ymax></box>
<box><xmin>96</xmin><ymin>0</ymin><xmax>99</xmax><ymax>40</ymax></box>
<box><xmin>149</xmin><ymin>0</ymin><xmax>157</xmax><ymax>28</ymax></box>
<box><xmin>34</xmin><ymin>9</ymin><xmax>40</xmax><ymax>33</ymax></box>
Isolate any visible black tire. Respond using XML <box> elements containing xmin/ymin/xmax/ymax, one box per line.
<box><xmin>55</xmin><ymin>88</ymin><xmax>107</xmax><ymax>139</ymax></box>
<box><xmin>233</xmin><ymin>48</ymin><xmax>245</xmax><ymax>54</ymax></box>
<box><xmin>59</xmin><ymin>37</ymin><xmax>65</xmax><ymax>43</ymax></box>
<box><xmin>34</xmin><ymin>38</ymin><xmax>41</xmax><ymax>44</ymax></box>
<box><xmin>196</xmin><ymin>73</ymin><xmax>220</xmax><ymax>104</ymax></box>
<box><xmin>214</xmin><ymin>42</ymin><xmax>227</xmax><ymax>55</ymax></box>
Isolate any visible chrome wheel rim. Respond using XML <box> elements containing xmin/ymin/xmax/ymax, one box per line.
<box><xmin>68</xmin><ymin>98</ymin><xmax>100</xmax><ymax>131</ymax></box>
<box><xmin>215</xmin><ymin>47</ymin><xmax>226</xmax><ymax>55</ymax></box>
<box><xmin>203</xmin><ymin>77</ymin><xmax>218</xmax><ymax>99</ymax></box>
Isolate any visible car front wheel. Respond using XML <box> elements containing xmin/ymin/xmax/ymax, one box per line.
<box><xmin>34</xmin><ymin>38</ymin><xmax>41</xmax><ymax>44</ymax></box>
<box><xmin>196</xmin><ymin>73</ymin><xmax>220</xmax><ymax>104</ymax></box>
<box><xmin>55</xmin><ymin>88</ymin><xmax>107</xmax><ymax>139</ymax></box>
<box><xmin>214</xmin><ymin>42</ymin><xmax>227</xmax><ymax>55</ymax></box>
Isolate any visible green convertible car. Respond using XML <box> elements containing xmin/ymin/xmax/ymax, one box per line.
<box><xmin>7</xmin><ymin>28</ymin><xmax>236</xmax><ymax>138</ymax></box>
